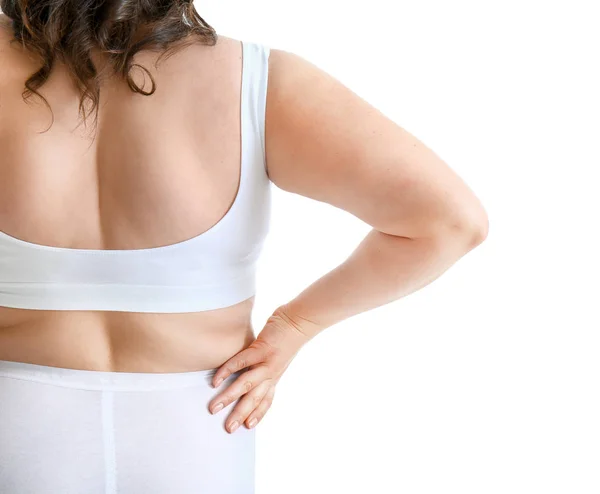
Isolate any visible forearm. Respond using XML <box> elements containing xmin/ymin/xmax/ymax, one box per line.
<box><xmin>276</xmin><ymin>228</ymin><xmax>478</xmax><ymax>340</ymax></box>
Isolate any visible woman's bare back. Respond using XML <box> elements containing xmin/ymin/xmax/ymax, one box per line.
<box><xmin>0</xmin><ymin>6</ymin><xmax>487</xmax><ymax>375</ymax></box>
<box><xmin>0</xmin><ymin>17</ymin><xmax>254</xmax><ymax>372</ymax></box>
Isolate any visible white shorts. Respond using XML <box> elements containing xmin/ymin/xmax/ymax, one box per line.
<box><xmin>0</xmin><ymin>359</ymin><xmax>255</xmax><ymax>493</ymax></box>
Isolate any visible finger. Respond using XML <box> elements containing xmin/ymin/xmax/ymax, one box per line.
<box><xmin>245</xmin><ymin>386</ymin><xmax>276</xmax><ymax>429</ymax></box>
<box><xmin>209</xmin><ymin>366</ymin><xmax>269</xmax><ymax>414</ymax></box>
<box><xmin>224</xmin><ymin>380</ymin><xmax>272</xmax><ymax>433</ymax></box>
<box><xmin>212</xmin><ymin>341</ymin><xmax>271</xmax><ymax>388</ymax></box>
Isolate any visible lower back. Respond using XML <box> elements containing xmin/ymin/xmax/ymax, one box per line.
<box><xmin>0</xmin><ymin>298</ymin><xmax>256</xmax><ymax>372</ymax></box>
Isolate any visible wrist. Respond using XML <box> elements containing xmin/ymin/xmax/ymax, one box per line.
<box><xmin>272</xmin><ymin>303</ymin><xmax>324</xmax><ymax>342</ymax></box>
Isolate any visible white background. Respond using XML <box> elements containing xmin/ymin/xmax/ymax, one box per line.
<box><xmin>198</xmin><ymin>1</ymin><xmax>600</xmax><ymax>493</ymax></box>
<box><xmin>0</xmin><ymin>0</ymin><xmax>596</xmax><ymax>492</ymax></box>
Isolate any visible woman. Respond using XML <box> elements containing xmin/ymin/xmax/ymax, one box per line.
<box><xmin>0</xmin><ymin>1</ymin><xmax>488</xmax><ymax>493</ymax></box>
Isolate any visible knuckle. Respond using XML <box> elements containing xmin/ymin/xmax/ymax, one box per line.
<box><xmin>236</xmin><ymin>359</ymin><xmax>247</xmax><ymax>370</ymax></box>
<box><xmin>243</xmin><ymin>380</ymin><xmax>253</xmax><ymax>393</ymax></box>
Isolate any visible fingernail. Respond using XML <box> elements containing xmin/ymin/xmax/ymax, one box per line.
<box><xmin>229</xmin><ymin>421</ymin><xmax>239</xmax><ymax>432</ymax></box>
<box><xmin>248</xmin><ymin>418</ymin><xmax>258</xmax><ymax>428</ymax></box>
<box><xmin>214</xmin><ymin>378</ymin><xmax>223</xmax><ymax>388</ymax></box>
<box><xmin>212</xmin><ymin>402</ymin><xmax>224</xmax><ymax>414</ymax></box>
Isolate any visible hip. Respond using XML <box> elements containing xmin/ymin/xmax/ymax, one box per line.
<box><xmin>0</xmin><ymin>359</ymin><xmax>255</xmax><ymax>494</ymax></box>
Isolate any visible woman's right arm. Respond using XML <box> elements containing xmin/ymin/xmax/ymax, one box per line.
<box><xmin>264</xmin><ymin>48</ymin><xmax>489</xmax><ymax>336</ymax></box>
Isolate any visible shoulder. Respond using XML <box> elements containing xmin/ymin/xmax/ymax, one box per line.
<box><xmin>266</xmin><ymin>47</ymin><xmax>335</xmax><ymax>99</ymax></box>
<box><xmin>160</xmin><ymin>33</ymin><xmax>241</xmax><ymax>78</ymax></box>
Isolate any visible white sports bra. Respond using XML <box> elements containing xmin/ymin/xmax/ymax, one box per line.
<box><xmin>0</xmin><ymin>41</ymin><xmax>272</xmax><ymax>313</ymax></box>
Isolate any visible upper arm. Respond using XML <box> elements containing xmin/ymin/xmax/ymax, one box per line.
<box><xmin>264</xmin><ymin>48</ymin><xmax>487</xmax><ymax>240</ymax></box>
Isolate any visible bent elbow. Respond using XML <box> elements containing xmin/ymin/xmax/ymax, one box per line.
<box><xmin>451</xmin><ymin>206</ymin><xmax>489</xmax><ymax>250</ymax></box>
<box><xmin>428</xmin><ymin>203</ymin><xmax>489</xmax><ymax>251</ymax></box>
<box><xmin>471</xmin><ymin>213</ymin><xmax>489</xmax><ymax>247</ymax></box>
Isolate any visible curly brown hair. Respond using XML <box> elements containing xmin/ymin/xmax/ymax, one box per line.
<box><xmin>0</xmin><ymin>0</ymin><xmax>217</xmax><ymax>129</ymax></box>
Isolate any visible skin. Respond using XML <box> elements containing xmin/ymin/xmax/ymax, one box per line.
<box><xmin>0</xmin><ymin>14</ymin><xmax>488</xmax><ymax>434</ymax></box>
<box><xmin>208</xmin><ymin>50</ymin><xmax>488</xmax><ymax>432</ymax></box>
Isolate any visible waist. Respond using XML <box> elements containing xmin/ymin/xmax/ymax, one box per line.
<box><xmin>0</xmin><ymin>301</ymin><xmax>255</xmax><ymax>373</ymax></box>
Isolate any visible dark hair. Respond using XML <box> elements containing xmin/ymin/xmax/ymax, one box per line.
<box><xmin>0</xmin><ymin>0</ymin><xmax>217</xmax><ymax>130</ymax></box>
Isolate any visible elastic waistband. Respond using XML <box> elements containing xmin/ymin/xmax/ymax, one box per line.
<box><xmin>0</xmin><ymin>359</ymin><xmax>229</xmax><ymax>392</ymax></box>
